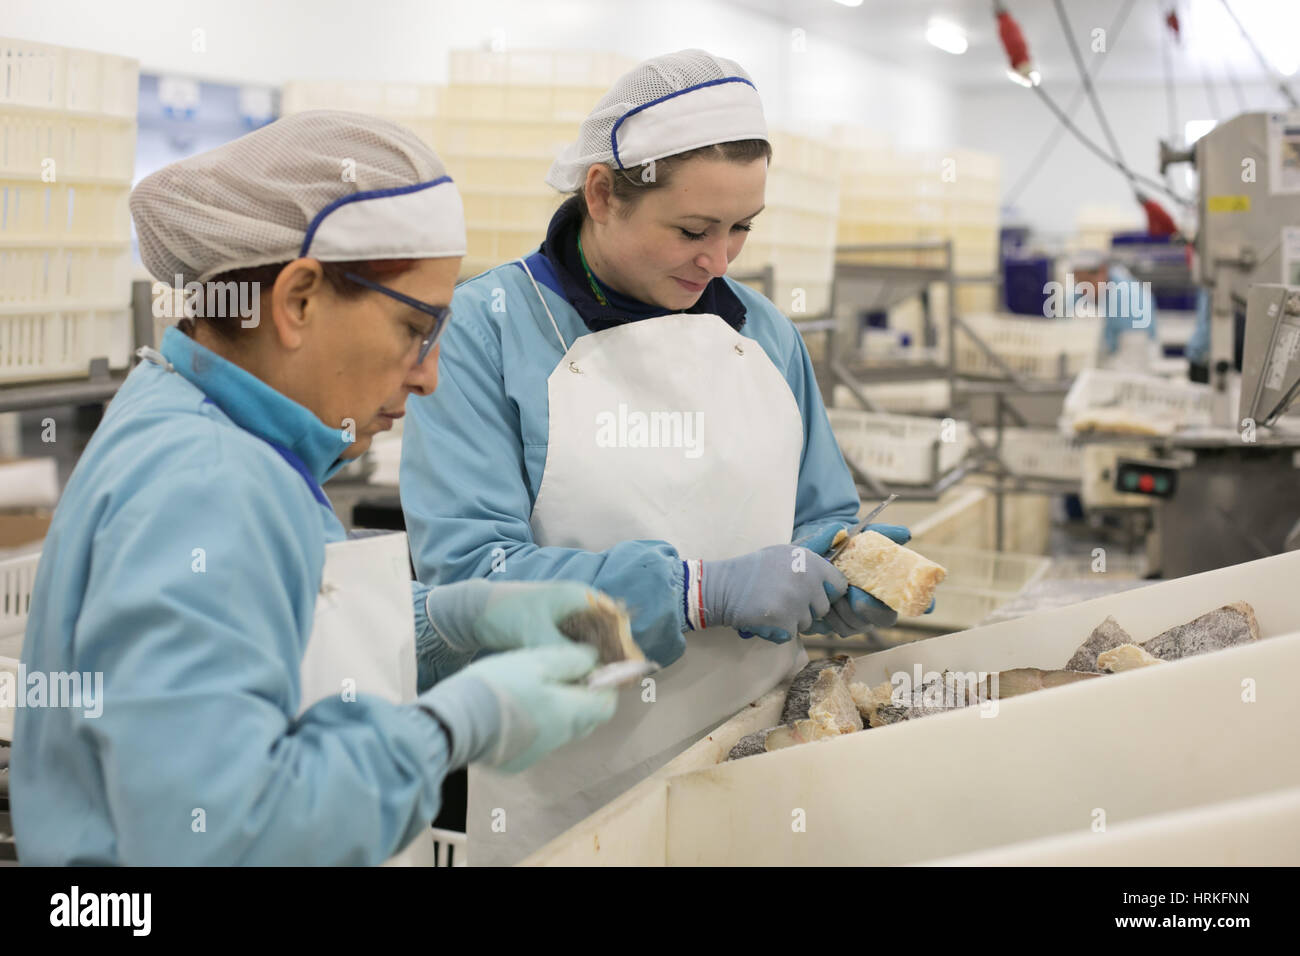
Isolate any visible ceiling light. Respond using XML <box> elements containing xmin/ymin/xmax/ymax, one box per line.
<box><xmin>926</xmin><ymin>18</ymin><xmax>968</xmax><ymax>55</ymax></box>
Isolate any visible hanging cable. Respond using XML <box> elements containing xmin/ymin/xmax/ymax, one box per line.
<box><xmin>1221</xmin><ymin>55</ymin><xmax>1249</xmax><ymax>113</ymax></box>
<box><xmin>998</xmin><ymin>0</ymin><xmax>1189</xmax><ymax>234</ymax></box>
<box><xmin>1159</xmin><ymin>3</ymin><xmax>1181</xmax><ymax>195</ymax></box>
<box><xmin>1053</xmin><ymin>0</ymin><xmax>1134</xmax><ymax>183</ymax></box>
<box><xmin>1029</xmin><ymin>83</ymin><xmax>1193</xmax><ymax>208</ymax></box>
<box><xmin>1003</xmin><ymin>0</ymin><xmax>1135</xmax><ymax>207</ymax></box>
<box><xmin>1161</xmin><ymin>5</ymin><xmax>1181</xmax><ymax>137</ymax></box>
<box><xmin>1201</xmin><ymin>62</ymin><xmax>1223</xmax><ymax>121</ymax></box>
<box><xmin>1047</xmin><ymin>0</ymin><xmax>1187</xmax><ymax>233</ymax></box>
<box><xmin>1219</xmin><ymin>0</ymin><xmax>1299</xmax><ymax>108</ymax></box>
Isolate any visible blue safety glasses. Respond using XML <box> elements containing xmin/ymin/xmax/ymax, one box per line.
<box><xmin>342</xmin><ymin>271</ymin><xmax>451</xmax><ymax>365</ymax></box>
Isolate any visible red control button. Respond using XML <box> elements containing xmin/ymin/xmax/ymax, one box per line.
<box><xmin>1138</xmin><ymin>473</ymin><xmax>1155</xmax><ymax>493</ymax></box>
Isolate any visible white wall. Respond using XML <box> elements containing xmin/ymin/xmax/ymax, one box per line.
<box><xmin>5</xmin><ymin>0</ymin><xmax>957</xmax><ymax>147</ymax></box>
<box><xmin>958</xmin><ymin>78</ymin><xmax>1294</xmax><ymax>237</ymax></box>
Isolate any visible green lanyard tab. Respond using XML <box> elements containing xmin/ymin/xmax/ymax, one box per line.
<box><xmin>577</xmin><ymin>235</ymin><xmax>609</xmax><ymax>307</ymax></box>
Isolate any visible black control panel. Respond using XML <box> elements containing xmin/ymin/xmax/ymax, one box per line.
<box><xmin>1114</xmin><ymin>459</ymin><xmax>1178</xmax><ymax>498</ymax></box>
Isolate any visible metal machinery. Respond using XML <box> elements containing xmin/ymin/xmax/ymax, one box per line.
<box><xmin>1144</xmin><ymin>114</ymin><xmax>1300</xmax><ymax>576</ymax></box>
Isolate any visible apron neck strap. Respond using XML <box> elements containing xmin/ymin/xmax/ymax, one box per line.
<box><xmin>135</xmin><ymin>345</ymin><xmax>175</xmax><ymax>372</ymax></box>
<box><xmin>517</xmin><ymin>256</ymin><xmax>570</xmax><ymax>353</ymax></box>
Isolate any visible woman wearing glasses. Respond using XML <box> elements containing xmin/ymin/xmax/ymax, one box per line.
<box><xmin>10</xmin><ymin>111</ymin><xmax>615</xmax><ymax>866</ymax></box>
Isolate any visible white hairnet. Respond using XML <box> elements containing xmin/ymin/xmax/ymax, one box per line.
<box><xmin>131</xmin><ymin>110</ymin><xmax>466</xmax><ymax>285</ymax></box>
<box><xmin>545</xmin><ymin>49</ymin><xmax>768</xmax><ymax>193</ymax></box>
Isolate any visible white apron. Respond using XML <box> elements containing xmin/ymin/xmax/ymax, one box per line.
<box><xmin>298</xmin><ymin>531</ymin><xmax>435</xmax><ymax>867</ymax></box>
<box><xmin>466</xmin><ymin>263</ymin><xmax>806</xmax><ymax>866</ymax></box>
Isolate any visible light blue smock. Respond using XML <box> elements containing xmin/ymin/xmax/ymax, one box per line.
<box><xmin>1185</xmin><ymin>286</ymin><xmax>1211</xmax><ymax>365</ymax></box>
<box><xmin>12</xmin><ymin>327</ymin><xmax>469</xmax><ymax>866</ymax></box>
<box><xmin>400</xmin><ymin>257</ymin><xmax>860</xmax><ymax>667</ymax></box>
<box><xmin>1095</xmin><ymin>262</ymin><xmax>1159</xmax><ymax>354</ymax></box>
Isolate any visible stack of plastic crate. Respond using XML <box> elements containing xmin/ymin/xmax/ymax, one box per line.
<box><xmin>281</xmin><ymin>80</ymin><xmax>439</xmax><ymax>148</ymax></box>
<box><xmin>0</xmin><ymin>37</ymin><xmax>138</xmax><ymax>383</ymax></box>
<box><xmin>434</xmin><ymin>50</ymin><xmax>634</xmax><ymax>278</ymax></box>
<box><xmin>728</xmin><ymin>130</ymin><xmax>840</xmax><ymax>318</ymax></box>
<box><xmin>952</xmin><ymin>311</ymin><xmax>1101</xmax><ymax>380</ymax></box>
<box><xmin>834</xmin><ymin>127</ymin><xmax>1000</xmax><ymax>315</ymax></box>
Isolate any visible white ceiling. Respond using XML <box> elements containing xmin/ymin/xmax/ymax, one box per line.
<box><xmin>723</xmin><ymin>0</ymin><xmax>1300</xmax><ymax>88</ymax></box>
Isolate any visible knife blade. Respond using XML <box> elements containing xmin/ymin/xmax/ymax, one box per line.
<box><xmin>825</xmin><ymin>493</ymin><xmax>898</xmax><ymax>563</ymax></box>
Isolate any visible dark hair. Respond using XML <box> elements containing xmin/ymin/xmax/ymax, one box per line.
<box><xmin>178</xmin><ymin>258</ymin><xmax>418</xmax><ymax>340</ymax></box>
<box><xmin>572</xmin><ymin>139</ymin><xmax>772</xmax><ymax>220</ymax></box>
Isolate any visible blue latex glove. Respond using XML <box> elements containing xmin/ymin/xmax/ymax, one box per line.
<box><xmin>419</xmin><ymin>643</ymin><xmax>616</xmax><ymax>773</ymax></box>
<box><xmin>1098</xmin><ymin>264</ymin><xmax>1158</xmax><ymax>354</ymax></box>
<box><xmin>425</xmin><ymin>579</ymin><xmax>601</xmax><ymax>653</ymax></box>
<box><xmin>796</xmin><ymin>522</ymin><xmax>933</xmax><ymax>636</ymax></box>
<box><xmin>699</xmin><ymin>544</ymin><xmax>847</xmax><ymax>644</ymax></box>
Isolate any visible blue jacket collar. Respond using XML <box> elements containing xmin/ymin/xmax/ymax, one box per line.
<box><xmin>159</xmin><ymin>326</ymin><xmax>353</xmax><ymax>485</ymax></box>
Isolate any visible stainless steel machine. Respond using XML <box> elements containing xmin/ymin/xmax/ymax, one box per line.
<box><xmin>1142</xmin><ymin>115</ymin><xmax>1300</xmax><ymax>575</ymax></box>
<box><xmin>1178</xmin><ymin>111</ymin><xmax>1300</xmax><ymax>422</ymax></box>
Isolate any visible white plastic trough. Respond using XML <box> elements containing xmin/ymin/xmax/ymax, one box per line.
<box><xmin>524</xmin><ymin>549</ymin><xmax>1300</xmax><ymax>866</ymax></box>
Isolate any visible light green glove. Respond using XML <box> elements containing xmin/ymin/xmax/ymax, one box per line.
<box><xmin>424</xmin><ymin>579</ymin><xmax>599</xmax><ymax>654</ymax></box>
<box><xmin>419</xmin><ymin>643</ymin><xmax>616</xmax><ymax>772</ymax></box>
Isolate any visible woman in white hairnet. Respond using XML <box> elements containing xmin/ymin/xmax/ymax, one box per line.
<box><xmin>400</xmin><ymin>51</ymin><xmax>918</xmax><ymax>866</ymax></box>
<box><xmin>10</xmin><ymin>111</ymin><xmax>615</xmax><ymax>866</ymax></box>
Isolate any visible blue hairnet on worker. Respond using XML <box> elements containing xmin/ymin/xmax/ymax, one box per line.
<box><xmin>1071</xmin><ymin>250</ymin><xmax>1159</xmax><ymax>369</ymax></box>
<box><xmin>11</xmin><ymin>110</ymin><xmax>617</xmax><ymax>866</ymax></box>
<box><xmin>399</xmin><ymin>50</ymin><xmax>912</xmax><ymax>866</ymax></box>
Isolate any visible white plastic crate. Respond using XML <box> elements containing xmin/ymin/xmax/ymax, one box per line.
<box><xmin>0</xmin><ymin>550</ymin><xmax>38</xmax><ymax>649</ymax></box>
<box><xmin>732</xmin><ymin>241</ymin><xmax>832</xmax><ymax>279</ymax></box>
<box><xmin>0</xmin><ymin>308</ymin><xmax>131</xmax><ymax>382</ymax></box>
<box><xmin>906</xmin><ymin>544</ymin><xmax>1051</xmax><ymax>630</ymax></box>
<box><xmin>921</xmin><ymin>544</ymin><xmax>1050</xmax><ymax>592</ymax></box>
<box><xmin>0</xmin><ymin>180</ymin><xmax>130</xmax><ymax>243</ymax></box>
<box><xmin>768</xmin><ymin>277</ymin><xmax>830</xmax><ymax>317</ymax></box>
<box><xmin>768</xmin><ymin>131</ymin><xmax>840</xmax><ymax>178</ymax></box>
<box><xmin>0</xmin><ymin>112</ymin><xmax>135</xmax><ymax>182</ymax></box>
<box><xmin>884</xmin><ymin>486</ymin><xmax>986</xmax><ymax>550</ymax></box>
<box><xmin>0</xmin><ymin>38</ymin><xmax>138</xmax><ymax>117</ymax></box>
<box><xmin>1</xmin><ymin>552</ymin><xmax>39</xmax><ymax>737</ymax></box>
<box><xmin>449</xmin><ymin>49</ymin><xmax>634</xmax><ymax>88</ymax></box>
<box><xmin>281</xmin><ymin>80</ymin><xmax>437</xmax><ymax>119</ymax></box>
<box><xmin>1062</xmin><ymin>367</ymin><xmax>1215</xmax><ymax>435</ymax></box>
<box><xmin>750</xmin><ymin>206</ymin><xmax>837</xmax><ymax>248</ymax></box>
<box><xmin>828</xmin><ymin>408</ymin><xmax>969</xmax><ymax>484</ymax></box>
<box><xmin>954</xmin><ymin>312</ymin><xmax>1100</xmax><ymax>380</ymax></box>
<box><xmin>765</xmin><ymin>168</ymin><xmax>840</xmax><ymax>218</ymax></box>
<box><xmin>434</xmin><ymin>117</ymin><xmax>577</xmax><ymax>157</ymax></box>
<box><xmin>441</xmin><ymin>154</ymin><xmax>555</xmax><ymax>190</ymax></box>
<box><xmin>458</xmin><ymin>189</ymin><xmax>562</xmax><ymax>231</ymax></box>
<box><xmin>0</xmin><ymin>244</ymin><xmax>131</xmax><ymax>307</ymax></box>
<box><xmin>463</xmin><ymin>226</ymin><xmax>541</xmax><ymax>267</ymax></box>
<box><xmin>976</xmin><ymin>426</ymin><xmax>1083</xmax><ymax>481</ymax></box>
<box><xmin>834</xmin><ymin>381</ymin><xmax>951</xmax><ymax>415</ymax></box>
<box><xmin>438</xmin><ymin>84</ymin><xmax>605</xmax><ymax>123</ymax></box>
